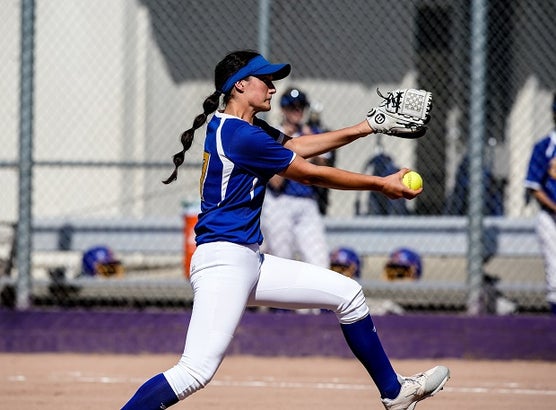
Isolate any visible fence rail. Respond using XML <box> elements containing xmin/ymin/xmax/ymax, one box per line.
<box><xmin>31</xmin><ymin>216</ymin><xmax>539</xmax><ymax>257</ymax></box>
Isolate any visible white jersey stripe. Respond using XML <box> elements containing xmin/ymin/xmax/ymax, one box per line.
<box><xmin>215</xmin><ymin>117</ymin><xmax>235</xmax><ymax>206</ymax></box>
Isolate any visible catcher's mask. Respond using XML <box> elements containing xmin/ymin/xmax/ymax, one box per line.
<box><xmin>82</xmin><ymin>245</ymin><xmax>124</xmax><ymax>277</ymax></box>
<box><xmin>383</xmin><ymin>247</ymin><xmax>422</xmax><ymax>281</ymax></box>
<box><xmin>330</xmin><ymin>247</ymin><xmax>361</xmax><ymax>278</ymax></box>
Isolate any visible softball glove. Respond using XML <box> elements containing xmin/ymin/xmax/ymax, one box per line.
<box><xmin>366</xmin><ymin>88</ymin><xmax>432</xmax><ymax>138</ymax></box>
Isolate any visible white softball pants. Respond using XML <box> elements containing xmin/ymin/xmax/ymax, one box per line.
<box><xmin>536</xmin><ymin>210</ymin><xmax>556</xmax><ymax>304</ymax></box>
<box><xmin>261</xmin><ymin>193</ymin><xmax>329</xmax><ymax>268</ymax></box>
<box><xmin>163</xmin><ymin>241</ymin><xmax>369</xmax><ymax>400</ymax></box>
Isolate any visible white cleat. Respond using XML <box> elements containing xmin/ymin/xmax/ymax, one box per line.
<box><xmin>381</xmin><ymin>365</ymin><xmax>450</xmax><ymax>410</ymax></box>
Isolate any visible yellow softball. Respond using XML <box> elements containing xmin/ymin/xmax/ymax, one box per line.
<box><xmin>402</xmin><ymin>171</ymin><xmax>423</xmax><ymax>190</ymax></box>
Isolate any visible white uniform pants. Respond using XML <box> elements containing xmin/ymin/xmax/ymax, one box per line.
<box><xmin>537</xmin><ymin>210</ymin><xmax>556</xmax><ymax>304</ymax></box>
<box><xmin>163</xmin><ymin>241</ymin><xmax>369</xmax><ymax>400</ymax></box>
<box><xmin>261</xmin><ymin>193</ymin><xmax>329</xmax><ymax>268</ymax></box>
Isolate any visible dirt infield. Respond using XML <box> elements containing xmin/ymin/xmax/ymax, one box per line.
<box><xmin>2</xmin><ymin>354</ymin><xmax>555</xmax><ymax>409</ymax></box>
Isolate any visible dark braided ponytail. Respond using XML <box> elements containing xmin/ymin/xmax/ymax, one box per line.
<box><xmin>163</xmin><ymin>50</ymin><xmax>260</xmax><ymax>184</ymax></box>
<box><xmin>162</xmin><ymin>91</ymin><xmax>221</xmax><ymax>184</ymax></box>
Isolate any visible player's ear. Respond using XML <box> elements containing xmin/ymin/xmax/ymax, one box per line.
<box><xmin>234</xmin><ymin>79</ymin><xmax>246</xmax><ymax>93</ymax></box>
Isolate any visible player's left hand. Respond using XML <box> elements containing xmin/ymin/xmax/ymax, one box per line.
<box><xmin>366</xmin><ymin>88</ymin><xmax>432</xmax><ymax>138</ymax></box>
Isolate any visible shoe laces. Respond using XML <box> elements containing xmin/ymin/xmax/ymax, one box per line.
<box><xmin>401</xmin><ymin>374</ymin><xmax>424</xmax><ymax>395</ymax></box>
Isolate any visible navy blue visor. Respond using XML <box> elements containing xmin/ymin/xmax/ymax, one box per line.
<box><xmin>220</xmin><ymin>55</ymin><xmax>291</xmax><ymax>93</ymax></box>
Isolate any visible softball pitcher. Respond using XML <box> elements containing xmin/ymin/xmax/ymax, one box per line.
<box><xmin>121</xmin><ymin>50</ymin><xmax>449</xmax><ymax>410</ymax></box>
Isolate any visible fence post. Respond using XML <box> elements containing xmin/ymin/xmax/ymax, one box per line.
<box><xmin>16</xmin><ymin>0</ymin><xmax>36</xmax><ymax>310</ymax></box>
<box><xmin>467</xmin><ymin>0</ymin><xmax>487</xmax><ymax>315</ymax></box>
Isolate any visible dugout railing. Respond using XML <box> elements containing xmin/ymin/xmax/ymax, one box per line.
<box><xmin>0</xmin><ymin>216</ymin><xmax>544</xmax><ymax>312</ymax></box>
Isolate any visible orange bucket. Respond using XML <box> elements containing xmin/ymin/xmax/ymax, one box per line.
<box><xmin>182</xmin><ymin>203</ymin><xmax>199</xmax><ymax>278</ymax></box>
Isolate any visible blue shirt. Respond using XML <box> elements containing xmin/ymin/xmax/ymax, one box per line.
<box><xmin>525</xmin><ymin>130</ymin><xmax>556</xmax><ymax>205</ymax></box>
<box><xmin>278</xmin><ymin>124</ymin><xmax>327</xmax><ymax>198</ymax></box>
<box><xmin>195</xmin><ymin>112</ymin><xmax>295</xmax><ymax>245</ymax></box>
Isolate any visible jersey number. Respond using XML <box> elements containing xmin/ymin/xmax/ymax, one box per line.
<box><xmin>200</xmin><ymin>151</ymin><xmax>210</xmax><ymax>201</ymax></box>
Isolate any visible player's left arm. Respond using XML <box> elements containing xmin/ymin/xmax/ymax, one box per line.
<box><xmin>291</xmin><ymin>88</ymin><xmax>434</xmax><ymax>159</ymax></box>
<box><xmin>254</xmin><ymin>115</ymin><xmax>371</xmax><ymax>159</ymax></box>
<box><xmin>283</xmin><ymin>121</ymin><xmax>372</xmax><ymax>159</ymax></box>
<box><xmin>270</xmin><ymin>88</ymin><xmax>433</xmax><ymax>159</ymax></box>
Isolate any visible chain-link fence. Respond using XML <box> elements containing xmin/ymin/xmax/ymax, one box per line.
<box><xmin>1</xmin><ymin>0</ymin><xmax>555</xmax><ymax>314</ymax></box>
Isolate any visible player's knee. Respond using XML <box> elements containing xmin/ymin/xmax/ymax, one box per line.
<box><xmin>335</xmin><ymin>284</ymin><xmax>369</xmax><ymax>324</ymax></box>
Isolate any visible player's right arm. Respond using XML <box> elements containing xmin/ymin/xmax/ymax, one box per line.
<box><xmin>279</xmin><ymin>155</ymin><xmax>420</xmax><ymax>200</ymax></box>
<box><xmin>529</xmin><ymin>189</ymin><xmax>556</xmax><ymax>213</ymax></box>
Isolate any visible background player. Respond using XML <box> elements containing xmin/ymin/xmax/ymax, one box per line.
<box><xmin>383</xmin><ymin>247</ymin><xmax>422</xmax><ymax>281</ymax></box>
<box><xmin>330</xmin><ymin>247</ymin><xmax>362</xmax><ymax>279</ymax></box>
<box><xmin>121</xmin><ymin>50</ymin><xmax>449</xmax><ymax>409</ymax></box>
<box><xmin>80</xmin><ymin>245</ymin><xmax>124</xmax><ymax>278</ymax></box>
<box><xmin>330</xmin><ymin>246</ymin><xmax>417</xmax><ymax>315</ymax></box>
<box><xmin>261</xmin><ymin>87</ymin><xmax>331</xmax><ymax>269</ymax></box>
<box><xmin>524</xmin><ymin>92</ymin><xmax>556</xmax><ymax>315</ymax></box>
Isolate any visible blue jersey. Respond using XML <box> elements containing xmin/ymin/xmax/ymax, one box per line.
<box><xmin>195</xmin><ymin>112</ymin><xmax>295</xmax><ymax>245</ymax></box>
<box><xmin>525</xmin><ymin>130</ymin><xmax>556</xmax><ymax>205</ymax></box>
<box><xmin>280</xmin><ymin>124</ymin><xmax>326</xmax><ymax>198</ymax></box>
<box><xmin>282</xmin><ymin>178</ymin><xmax>315</xmax><ymax>197</ymax></box>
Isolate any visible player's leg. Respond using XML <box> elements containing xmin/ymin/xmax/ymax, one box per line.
<box><xmin>537</xmin><ymin>210</ymin><xmax>556</xmax><ymax>313</ymax></box>
<box><xmin>251</xmin><ymin>254</ymin><xmax>450</xmax><ymax>407</ymax></box>
<box><xmin>250</xmin><ymin>254</ymin><xmax>401</xmax><ymax>399</ymax></box>
<box><xmin>122</xmin><ymin>242</ymin><xmax>260</xmax><ymax>409</ymax></box>
<box><xmin>293</xmin><ymin>197</ymin><xmax>329</xmax><ymax>268</ymax></box>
